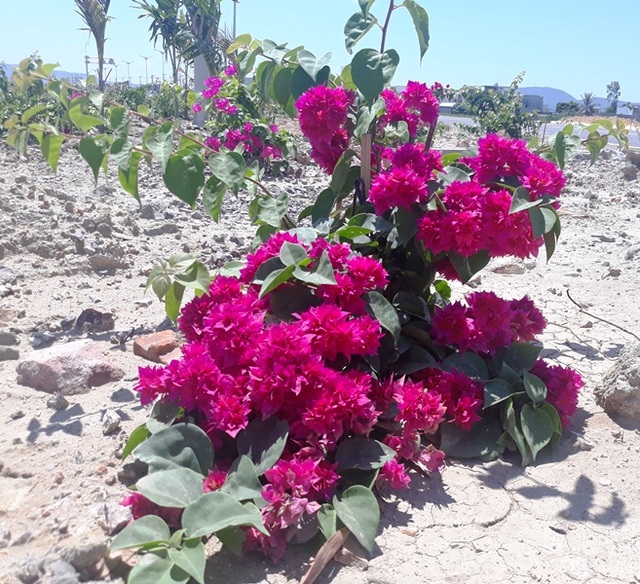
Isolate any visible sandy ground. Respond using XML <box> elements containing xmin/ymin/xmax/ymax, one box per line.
<box><xmin>1</xmin><ymin>127</ymin><xmax>639</xmax><ymax>584</ymax></box>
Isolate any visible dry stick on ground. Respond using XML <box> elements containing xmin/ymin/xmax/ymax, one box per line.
<box><xmin>299</xmin><ymin>528</ymin><xmax>351</xmax><ymax>584</ymax></box>
<box><xmin>566</xmin><ymin>289</ymin><xmax>640</xmax><ymax>342</ymax></box>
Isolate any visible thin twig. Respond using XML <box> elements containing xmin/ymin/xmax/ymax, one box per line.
<box><xmin>380</xmin><ymin>1</ymin><xmax>395</xmax><ymax>54</ymax></box>
<box><xmin>566</xmin><ymin>289</ymin><xmax>640</xmax><ymax>342</ymax></box>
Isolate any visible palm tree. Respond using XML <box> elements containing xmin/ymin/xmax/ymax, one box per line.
<box><xmin>74</xmin><ymin>0</ymin><xmax>111</xmax><ymax>91</ymax></box>
<box><xmin>580</xmin><ymin>92</ymin><xmax>599</xmax><ymax>116</ymax></box>
<box><xmin>183</xmin><ymin>0</ymin><xmax>229</xmax><ymax>76</ymax></box>
<box><xmin>133</xmin><ymin>0</ymin><xmax>190</xmax><ymax>83</ymax></box>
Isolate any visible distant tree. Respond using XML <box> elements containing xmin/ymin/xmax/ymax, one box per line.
<box><xmin>580</xmin><ymin>92</ymin><xmax>599</xmax><ymax>116</ymax></box>
<box><xmin>606</xmin><ymin>80</ymin><xmax>621</xmax><ymax>114</ymax></box>
<box><xmin>74</xmin><ymin>0</ymin><xmax>111</xmax><ymax>91</ymax></box>
<box><xmin>556</xmin><ymin>101</ymin><xmax>581</xmax><ymax>116</ymax></box>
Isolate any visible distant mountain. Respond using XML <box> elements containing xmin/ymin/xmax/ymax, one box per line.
<box><xmin>520</xmin><ymin>86</ymin><xmax>617</xmax><ymax>113</ymax></box>
<box><xmin>520</xmin><ymin>87</ymin><xmax>578</xmax><ymax>112</ymax></box>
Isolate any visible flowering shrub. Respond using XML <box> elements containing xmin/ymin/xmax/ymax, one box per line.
<box><xmin>194</xmin><ymin>65</ymin><xmax>294</xmax><ymax>174</ymax></box>
<box><xmin>4</xmin><ymin>3</ymin><xmax>621</xmax><ymax>584</ymax></box>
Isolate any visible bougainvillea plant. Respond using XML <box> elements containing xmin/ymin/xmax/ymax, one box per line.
<box><xmin>194</xmin><ymin>63</ymin><xmax>295</xmax><ymax>175</ymax></box>
<box><xmin>109</xmin><ymin>2</ymin><xmax>590</xmax><ymax>582</ymax></box>
<box><xmin>3</xmin><ymin>2</ymin><xmax>626</xmax><ymax>583</ymax></box>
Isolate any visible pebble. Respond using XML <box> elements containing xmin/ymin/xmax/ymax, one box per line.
<box><xmin>47</xmin><ymin>393</ymin><xmax>70</xmax><ymax>411</ymax></box>
<box><xmin>599</xmin><ymin>478</ymin><xmax>612</xmax><ymax>487</ymax></box>
<box><xmin>101</xmin><ymin>410</ymin><xmax>122</xmax><ymax>435</ymax></box>
<box><xmin>47</xmin><ymin>560</ymin><xmax>80</xmax><ymax>584</ymax></box>
<box><xmin>0</xmin><ymin>346</ymin><xmax>20</xmax><ymax>360</ymax></box>
<box><xmin>0</xmin><ymin>330</ymin><xmax>19</xmax><ymax>345</ymax></box>
<box><xmin>10</xmin><ymin>410</ymin><xmax>25</xmax><ymax>420</ymax></box>
<box><xmin>549</xmin><ymin>522</ymin><xmax>568</xmax><ymax>535</ymax></box>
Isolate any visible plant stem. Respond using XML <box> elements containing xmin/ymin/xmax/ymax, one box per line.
<box><xmin>380</xmin><ymin>1</ymin><xmax>395</xmax><ymax>54</ymax></box>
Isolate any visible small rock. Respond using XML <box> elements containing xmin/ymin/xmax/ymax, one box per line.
<box><xmin>98</xmin><ymin>502</ymin><xmax>132</xmax><ymax>535</ymax></box>
<box><xmin>12</xmin><ymin>531</ymin><xmax>33</xmax><ymax>546</ymax></box>
<box><xmin>31</xmin><ymin>331</ymin><xmax>57</xmax><ymax>348</ymax></box>
<box><xmin>159</xmin><ymin>346</ymin><xmax>182</xmax><ymax>365</ymax></box>
<box><xmin>75</xmin><ymin>308</ymin><xmax>115</xmax><ymax>333</ymax></box>
<box><xmin>45</xmin><ymin>560</ymin><xmax>80</xmax><ymax>584</ymax></box>
<box><xmin>16</xmin><ymin>340</ymin><xmax>125</xmax><ymax>395</ymax></box>
<box><xmin>144</xmin><ymin>223</ymin><xmax>179</xmax><ymax>236</ymax></box>
<box><xmin>139</xmin><ymin>204</ymin><xmax>155</xmax><ymax>219</ymax></box>
<box><xmin>549</xmin><ymin>522</ymin><xmax>567</xmax><ymax>535</ymax></box>
<box><xmin>47</xmin><ymin>393</ymin><xmax>70</xmax><ymax>411</ymax></box>
<box><xmin>89</xmin><ymin>254</ymin><xmax>129</xmax><ymax>271</ymax></box>
<box><xmin>575</xmin><ymin>436</ymin><xmax>594</xmax><ymax>451</ymax></box>
<box><xmin>0</xmin><ymin>330</ymin><xmax>19</xmax><ymax>345</ymax></box>
<box><xmin>95</xmin><ymin>223</ymin><xmax>112</xmax><ymax>238</ymax></box>
<box><xmin>16</xmin><ymin>559</ymin><xmax>45</xmax><ymax>584</ymax></box>
<box><xmin>133</xmin><ymin>330</ymin><xmax>180</xmax><ymax>363</ymax></box>
<box><xmin>0</xmin><ymin>524</ymin><xmax>11</xmax><ymax>548</ymax></box>
<box><xmin>0</xmin><ymin>345</ymin><xmax>20</xmax><ymax>361</ymax></box>
<box><xmin>60</xmin><ymin>540</ymin><xmax>108</xmax><ymax>571</ymax></box>
<box><xmin>490</xmin><ymin>260</ymin><xmax>526</xmax><ymax>275</ymax></box>
<box><xmin>599</xmin><ymin>478</ymin><xmax>612</xmax><ymax>487</ymax></box>
<box><xmin>594</xmin><ymin>342</ymin><xmax>640</xmax><ymax>419</ymax></box>
<box><xmin>0</xmin><ymin>267</ymin><xmax>16</xmax><ymax>285</ymax></box>
<box><xmin>10</xmin><ymin>410</ymin><xmax>25</xmax><ymax>420</ymax></box>
<box><xmin>102</xmin><ymin>410</ymin><xmax>122</xmax><ymax>435</ymax></box>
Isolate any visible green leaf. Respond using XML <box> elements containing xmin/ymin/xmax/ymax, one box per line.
<box><xmin>510</xmin><ymin>186</ymin><xmax>540</xmax><ymax>213</ymax></box>
<box><xmin>317</xmin><ymin>504</ymin><xmax>338</xmax><ymax>540</ymax></box>
<box><xmin>209</xmin><ymin>152</ymin><xmax>247</xmax><ymax>194</ymax></box>
<box><xmin>297</xmin><ymin>50</ymin><xmax>332</xmax><ymax>82</ymax></box>
<box><xmin>528</xmin><ymin>206</ymin><xmax>557</xmax><ymax>239</ymax></box>
<box><xmin>358</xmin><ymin>0</ymin><xmax>376</xmax><ymax>15</ymax></box>
<box><xmin>520</xmin><ymin>404</ymin><xmax>554</xmax><ymax>461</ymax></box>
<box><xmin>441</xmin><ymin>352</ymin><xmax>488</xmax><ymax>379</ymax></box>
<box><xmin>523</xmin><ymin>371</ymin><xmax>547</xmax><ymax>404</ymax></box>
<box><xmin>165</xmin><ymin>282</ymin><xmax>185</xmax><ymax>322</ymax></box>
<box><xmin>259</xmin><ymin>265</ymin><xmax>295</xmax><ymax>297</ymax></box>
<box><xmin>293</xmin><ymin>250</ymin><xmax>337</xmax><ymax>286</ymax></box>
<box><xmin>484</xmin><ymin>379</ymin><xmax>517</xmax><ymax>408</ymax></box>
<box><xmin>503</xmin><ymin>342</ymin><xmax>542</xmax><ymax>372</ymax></box>
<box><xmin>202</xmin><ymin>176</ymin><xmax>227</xmax><ymax>222</ymax></box>
<box><xmin>439</xmin><ymin>415</ymin><xmax>504</xmax><ymax>459</ymax></box>
<box><xmin>147</xmin><ymin>400</ymin><xmax>182</xmax><ymax>435</ymax></box>
<box><xmin>79</xmin><ymin>137</ymin><xmax>109</xmax><ymax>183</ymax></box>
<box><xmin>273</xmin><ymin>67</ymin><xmax>295</xmax><ymax>117</ymax></box>
<box><xmin>21</xmin><ymin>104</ymin><xmax>48</xmax><ymax>124</ymax></box>
<box><xmin>365</xmin><ymin>291</ymin><xmax>400</xmax><ymax>339</ymax></box>
<box><xmin>133</xmin><ymin>423</ymin><xmax>214</xmax><ymax>475</ymax></box>
<box><xmin>136</xmin><ymin>468</ymin><xmax>204</xmax><ymax>508</ymax></box>
<box><xmin>504</xmin><ymin>399</ymin><xmax>531</xmax><ymax>466</ymax></box>
<box><xmin>216</xmin><ymin>527</ymin><xmax>246</xmax><ymax>555</ymax></box>
<box><xmin>331</xmin><ymin>149</ymin><xmax>356</xmax><ymax>194</ymax></box>
<box><xmin>279</xmin><ymin>242</ymin><xmax>308</xmax><ymax>267</ymax></box>
<box><xmin>236</xmin><ymin>418</ymin><xmax>289</xmax><ymax>476</ymax></box>
<box><xmin>250</xmin><ymin>191</ymin><xmax>289</xmax><ymax>228</ymax></box>
<box><xmin>351</xmin><ymin>48</ymin><xmax>400</xmax><ymax>104</ymax></box>
<box><xmin>220</xmin><ymin>455</ymin><xmax>264</xmax><ymax>501</ymax></box>
<box><xmin>335</xmin><ymin>437</ymin><xmax>396</xmax><ymax>472</ymax></box>
<box><xmin>142</xmin><ymin>124</ymin><xmax>172</xmax><ymax>173</ymax></box>
<box><xmin>167</xmin><ymin>539</ymin><xmax>206</xmax><ymax>584</ymax></box>
<box><xmin>182</xmin><ymin>493</ymin><xmax>268</xmax><ymax>538</ymax></box>
<box><xmin>163</xmin><ymin>150</ymin><xmax>205</xmax><ymax>207</ymax></box>
<box><xmin>41</xmin><ymin>134</ymin><xmax>64</xmax><ymax>172</ymax></box>
<box><xmin>354</xmin><ymin>98</ymin><xmax>385</xmax><ymax>138</ymax></box>
<box><xmin>118</xmin><ymin>150</ymin><xmax>142</xmax><ymax>203</ymax></box>
<box><xmin>311</xmin><ymin>188</ymin><xmax>337</xmax><ymax>224</ymax></box>
<box><xmin>111</xmin><ymin>515</ymin><xmax>171</xmax><ymax>551</ymax></box>
<box><xmin>174</xmin><ymin>262</ymin><xmax>210</xmax><ymax>295</ymax></box>
<box><xmin>344</xmin><ymin>12</ymin><xmax>378</xmax><ymax>54</ymax></box>
<box><xmin>448</xmin><ymin>250</ymin><xmax>491</xmax><ymax>284</ymax></box>
<box><xmin>121</xmin><ymin>424</ymin><xmax>151</xmax><ymax>460</ymax></box>
<box><xmin>402</xmin><ymin>0</ymin><xmax>430</xmax><ymax>61</ymax></box>
<box><xmin>333</xmin><ymin>485</ymin><xmax>379</xmax><ymax>554</ymax></box>
<box><xmin>110</xmin><ymin>137</ymin><xmax>132</xmax><ymax>170</ymax></box>
<box><xmin>68</xmin><ymin>103</ymin><xmax>104</xmax><ymax>132</ymax></box>
<box><xmin>128</xmin><ymin>553</ymin><xmax>190</xmax><ymax>584</ymax></box>
<box><xmin>109</xmin><ymin>106</ymin><xmax>129</xmax><ymax>137</ymax></box>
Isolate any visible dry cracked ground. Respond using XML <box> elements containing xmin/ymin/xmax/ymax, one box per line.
<box><xmin>1</xmin><ymin>127</ymin><xmax>640</xmax><ymax>584</ymax></box>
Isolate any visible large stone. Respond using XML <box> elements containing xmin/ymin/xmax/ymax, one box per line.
<box><xmin>16</xmin><ymin>340</ymin><xmax>125</xmax><ymax>395</ymax></box>
<box><xmin>594</xmin><ymin>342</ymin><xmax>640</xmax><ymax>419</ymax></box>
<box><xmin>133</xmin><ymin>330</ymin><xmax>180</xmax><ymax>363</ymax></box>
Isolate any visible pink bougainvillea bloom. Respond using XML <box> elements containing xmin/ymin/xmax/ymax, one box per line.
<box><xmin>269</xmin><ymin>124</ymin><xmax>279</xmax><ymax>133</ymax></box>
<box><xmin>309</xmin><ymin>128</ymin><xmax>350</xmax><ymax>174</ymax></box>
<box><xmin>379</xmin><ymin>459</ymin><xmax>411</xmax><ymax>490</ymax></box>
<box><xmin>203</xmin><ymin>468</ymin><xmax>228</xmax><ymax>492</ymax></box>
<box><xmin>240</xmin><ymin>231</ymin><xmax>302</xmax><ymax>282</ymax></box>
<box><xmin>204</xmin><ymin>136</ymin><xmax>221</xmax><ymax>151</ymax></box>
<box><xmin>121</xmin><ymin>492</ymin><xmax>183</xmax><ymax>528</ymax></box>
<box><xmin>385</xmin><ymin>142</ymin><xmax>443</xmax><ymax>181</ymax></box>
<box><xmin>295</xmin><ymin>85</ymin><xmax>353</xmax><ymax>143</ymax></box>
<box><xmin>531</xmin><ymin>360</ymin><xmax>583</xmax><ymax>426</ymax></box>
<box><xmin>430</xmin><ymin>301</ymin><xmax>477</xmax><ymax>352</ymax></box>
<box><xmin>417</xmin><ymin>446</ymin><xmax>446</xmax><ymax>472</ymax></box>
<box><xmin>393</xmin><ymin>377</ymin><xmax>447</xmax><ymax>434</ymax></box>
<box><xmin>192</xmin><ymin>102</ymin><xmax>203</xmax><ymax>113</ymax></box>
<box><xmin>224</xmin><ymin>63</ymin><xmax>237</xmax><ymax>76</ymax></box>
<box><xmin>368</xmin><ymin>166</ymin><xmax>429</xmax><ymax>214</ymax></box>
<box><xmin>402</xmin><ymin>81</ymin><xmax>439</xmax><ymax>127</ymax></box>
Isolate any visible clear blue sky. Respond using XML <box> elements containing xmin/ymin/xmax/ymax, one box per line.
<box><xmin>1</xmin><ymin>1</ymin><xmax>639</xmax><ymax>101</ymax></box>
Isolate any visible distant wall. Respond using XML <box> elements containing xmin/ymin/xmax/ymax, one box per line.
<box><xmin>522</xmin><ymin>94</ymin><xmax>543</xmax><ymax>112</ymax></box>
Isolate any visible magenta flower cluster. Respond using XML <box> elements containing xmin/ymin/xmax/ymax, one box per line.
<box><xmin>380</xmin><ymin>81</ymin><xmax>439</xmax><ymax>137</ymax></box>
